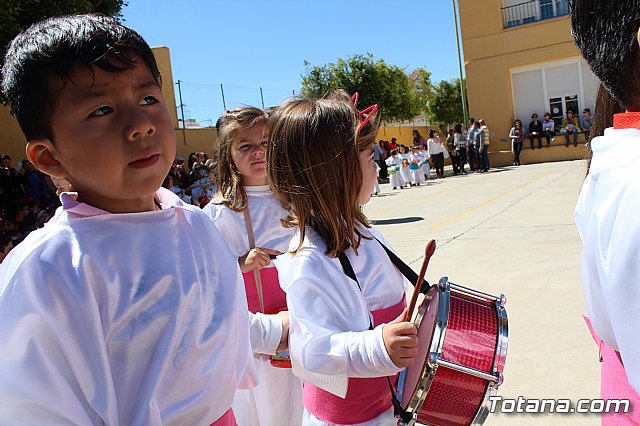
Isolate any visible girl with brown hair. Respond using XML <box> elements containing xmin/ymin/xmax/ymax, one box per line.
<box><xmin>269</xmin><ymin>91</ymin><xmax>418</xmax><ymax>425</ymax></box>
<box><xmin>203</xmin><ymin>107</ymin><xmax>303</xmax><ymax>426</ymax></box>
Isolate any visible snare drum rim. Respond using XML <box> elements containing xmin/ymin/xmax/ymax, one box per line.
<box><xmin>403</xmin><ymin>281</ymin><xmax>450</xmax><ymax>419</ymax></box>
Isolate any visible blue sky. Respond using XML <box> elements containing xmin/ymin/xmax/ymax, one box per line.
<box><xmin>124</xmin><ymin>0</ymin><xmax>464</xmax><ymax>125</ymax></box>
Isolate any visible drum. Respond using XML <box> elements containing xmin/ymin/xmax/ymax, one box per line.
<box><xmin>396</xmin><ymin>277</ymin><xmax>508</xmax><ymax>426</ymax></box>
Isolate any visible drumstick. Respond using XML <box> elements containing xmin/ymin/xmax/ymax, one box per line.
<box><xmin>406</xmin><ymin>239</ymin><xmax>436</xmax><ymax>321</ymax></box>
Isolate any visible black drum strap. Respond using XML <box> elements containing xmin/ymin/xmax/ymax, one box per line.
<box><xmin>374</xmin><ymin>237</ymin><xmax>430</xmax><ymax>294</ymax></box>
<box><xmin>388</xmin><ymin>376</ymin><xmax>412</xmax><ymax>423</ymax></box>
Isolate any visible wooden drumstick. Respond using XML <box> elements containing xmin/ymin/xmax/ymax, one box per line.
<box><xmin>406</xmin><ymin>239</ymin><xmax>436</xmax><ymax>321</ymax></box>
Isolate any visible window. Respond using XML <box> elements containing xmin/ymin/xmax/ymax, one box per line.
<box><xmin>549</xmin><ymin>95</ymin><xmax>578</xmax><ymax>127</ymax></box>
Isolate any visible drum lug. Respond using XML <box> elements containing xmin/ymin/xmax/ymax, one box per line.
<box><xmin>496</xmin><ymin>294</ymin><xmax>507</xmax><ymax>307</ymax></box>
<box><xmin>437</xmin><ymin>276</ymin><xmax>449</xmax><ymax>291</ymax></box>
<box><xmin>428</xmin><ymin>352</ymin><xmax>440</xmax><ymax>369</ymax></box>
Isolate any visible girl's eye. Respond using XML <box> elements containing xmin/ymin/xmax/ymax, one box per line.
<box><xmin>238</xmin><ymin>145</ymin><xmax>250</xmax><ymax>151</ymax></box>
<box><xmin>141</xmin><ymin>96</ymin><xmax>158</xmax><ymax>106</ymax></box>
<box><xmin>90</xmin><ymin>106</ymin><xmax>113</xmax><ymax>117</ymax></box>
<box><xmin>261</xmin><ymin>140</ymin><xmax>268</xmax><ymax>147</ymax></box>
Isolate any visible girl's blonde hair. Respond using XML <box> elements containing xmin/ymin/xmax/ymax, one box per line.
<box><xmin>215</xmin><ymin>107</ymin><xmax>269</xmax><ymax>212</ymax></box>
<box><xmin>267</xmin><ymin>90</ymin><xmax>378</xmax><ymax>258</ymax></box>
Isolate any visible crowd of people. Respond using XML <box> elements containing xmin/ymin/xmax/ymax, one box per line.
<box><xmin>0</xmin><ymin>153</ymin><xmax>59</xmax><ymax>263</ymax></box>
<box><xmin>375</xmin><ymin>118</ymin><xmax>493</xmax><ymax>192</ymax></box>
<box><xmin>508</xmin><ymin>109</ymin><xmax>592</xmax><ymax>165</ymax></box>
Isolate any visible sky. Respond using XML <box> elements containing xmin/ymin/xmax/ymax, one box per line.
<box><xmin>123</xmin><ymin>0</ymin><xmax>465</xmax><ymax>126</ymax></box>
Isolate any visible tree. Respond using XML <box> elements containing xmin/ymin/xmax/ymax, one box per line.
<box><xmin>300</xmin><ymin>54</ymin><xmax>430</xmax><ymax>124</ymax></box>
<box><xmin>408</xmin><ymin>68</ymin><xmax>434</xmax><ymax>117</ymax></box>
<box><xmin>1</xmin><ymin>0</ymin><xmax>127</xmax><ymax>63</ymax></box>
<box><xmin>430</xmin><ymin>78</ymin><xmax>468</xmax><ymax>127</ymax></box>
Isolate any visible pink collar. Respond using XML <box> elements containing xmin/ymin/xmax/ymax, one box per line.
<box><xmin>613</xmin><ymin>112</ymin><xmax>640</xmax><ymax>129</ymax></box>
<box><xmin>61</xmin><ymin>187</ymin><xmax>194</xmax><ymax>218</ymax></box>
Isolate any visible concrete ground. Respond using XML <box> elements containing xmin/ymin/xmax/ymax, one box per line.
<box><xmin>364</xmin><ymin>160</ymin><xmax>601</xmax><ymax>425</ymax></box>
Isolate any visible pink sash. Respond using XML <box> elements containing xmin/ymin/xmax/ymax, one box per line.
<box><xmin>210</xmin><ymin>408</ymin><xmax>236</xmax><ymax>426</ymax></box>
<box><xmin>242</xmin><ymin>267</ymin><xmax>287</xmax><ymax>314</ymax></box>
<box><xmin>584</xmin><ymin>316</ymin><xmax>640</xmax><ymax>424</ymax></box>
<box><xmin>303</xmin><ymin>297</ymin><xmax>406</xmax><ymax>424</ymax></box>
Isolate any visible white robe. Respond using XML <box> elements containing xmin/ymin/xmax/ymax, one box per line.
<box><xmin>0</xmin><ymin>188</ymin><xmax>255</xmax><ymax>425</ymax></box>
<box><xmin>275</xmin><ymin>226</ymin><xmax>407</xmax><ymax>426</ymax></box>
<box><xmin>399</xmin><ymin>153</ymin><xmax>412</xmax><ymax>185</ymax></box>
<box><xmin>575</xmin><ymin>127</ymin><xmax>640</xmax><ymax>395</ymax></box>
<box><xmin>409</xmin><ymin>153</ymin><xmax>424</xmax><ymax>184</ymax></box>
<box><xmin>203</xmin><ymin>185</ymin><xmax>304</xmax><ymax>426</ymax></box>
<box><xmin>385</xmin><ymin>156</ymin><xmax>405</xmax><ymax>189</ymax></box>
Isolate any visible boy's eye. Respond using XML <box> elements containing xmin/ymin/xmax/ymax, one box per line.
<box><xmin>90</xmin><ymin>106</ymin><xmax>113</xmax><ymax>117</ymax></box>
<box><xmin>140</xmin><ymin>96</ymin><xmax>159</xmax><ymax>106</ymax></box>
<box><xmin>238</xmin><ymin>144</ymin><xmax>250</xmax><ymax>151</ymax></box>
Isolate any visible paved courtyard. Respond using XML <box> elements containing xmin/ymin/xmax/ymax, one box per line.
<box><xmin>364</xmin><ymin>159</ymin><xmax>601</xmax><ymax>425</ymax></box>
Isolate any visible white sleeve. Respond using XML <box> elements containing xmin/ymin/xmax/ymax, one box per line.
<box><xmin>248</xmin><ymin>312</ymin><xmax>283</xmax><ymax>355</ymax></box>
<box><xmin>577</xmin><ymin>174</ymin><xmax>640</xmax><ymax>395</ymax></box>
<box><xmin>285</xmin><ymin>254</ymin><xmax>401</xmax><ymax>398</ymax></box>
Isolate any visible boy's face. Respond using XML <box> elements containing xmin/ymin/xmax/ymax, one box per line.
<box><xmin>32</xmin><ymin>61</ymin><xmax>175</xmax><ymax>213</ymax></box>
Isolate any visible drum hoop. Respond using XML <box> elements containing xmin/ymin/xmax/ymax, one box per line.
<box><xmin>404</xmin><ymin>281</ymin><xmax>451</xmax><ymax>419</ymax></box>
<box><xmin>470</xmin><ymin>382</ymin><xmax>499</xmax><ymax>425</ymax></box>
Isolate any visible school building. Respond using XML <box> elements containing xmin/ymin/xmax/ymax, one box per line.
<box><xmin>458</xmin><ymin>0</ymin><xmax>599</xmax><ymax>166</ymax></box>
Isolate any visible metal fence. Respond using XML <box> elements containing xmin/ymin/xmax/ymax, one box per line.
<box><xmin>501</xmin><ymin>0</ymin><xmax>569</xmax><ymax>29</ymax></box>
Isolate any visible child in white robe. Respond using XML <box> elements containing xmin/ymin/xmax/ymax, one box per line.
<box><xmin>0</xmin><ymin>15</ymin><xmax>255</xmax><ymax>425</ymax></box>
<box><xmin>398</xmin><ymin>146</ymin><xmax>412</xmax><ymax>187</ymax></box>
<box><xmin>385</xmin><ymin>149</ymin><xmax>405</xmax><ymax>190</ymax></box>
<box><xmin>420</xmin><ymin>145</ymin><xmax>431</xmax><ymax>180</ymax></box>
<box><xmin>203</xmin><ymin>107</ymin><xmax>304</xmax><ymax>426</ymax></box>
<box><xmin>409</xmin><ymin>145</ymin><xmax>424</xmax><ymax>186</ymax></box>
<box><xmin>268</xmin><ymin>90</ymin><xmax>418</xmax><ymax>426</ymax></box>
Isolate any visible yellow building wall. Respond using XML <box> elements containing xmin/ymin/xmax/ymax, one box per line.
<box><xmin>458</xmin><ymin>0</ymin><xmax>587</xmax><ymax>165</ymax></box>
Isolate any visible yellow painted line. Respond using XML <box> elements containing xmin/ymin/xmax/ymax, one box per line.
<box><xmin>429</xmin><ymin>172</ymin><xmax>551</xmax><ymax>230</ymax></box>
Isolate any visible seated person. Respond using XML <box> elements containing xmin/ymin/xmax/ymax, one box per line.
<box><xmin>561</xmin><ymin>109</ymin><xmax>580</xmax><ymax>147</ymax></box>
<box><xmin>580</xmin><ymin>108</ymin><xmax>593</xmax><ymax>142</ymax></box>
<box><xmin>528</xmin><ymin>113</ymin><xmax>544</xmax><ymax>149</ymax></box>
<box><xmin>541</xmin><ymin>112</ymin><xmax>555</xmax><ymax>146</ymax></box>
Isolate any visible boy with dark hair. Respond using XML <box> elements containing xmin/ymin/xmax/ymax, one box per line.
<box><xmin>0</xmin><ymin>14</ymin><xmax>254</xmax><ymax>424</ymax></box>
<box><xmin>571</xmin><ymin>0</ymin><xmax>640</xmax><ymax>421</ymax></box>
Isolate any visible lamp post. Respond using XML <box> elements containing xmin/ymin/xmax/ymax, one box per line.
<box><xmin>452</xmin><ymin>0</ymin><xmax>468</xmax><ymax>126</ymax></box>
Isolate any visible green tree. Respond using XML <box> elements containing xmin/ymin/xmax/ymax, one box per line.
<box><xmin>408</xmin><ymin>67</ymin><xmax>434</xmax><ymax>117</ymax></box>
<box><xmin>1</xmin><ymin>0</ymin><xmax>127</xmax><ymax>63</ymax></box>
<box><xmin>430</xmin><ymin>78</ymin><xmax>468</xmax><ymax>127</ymax></box>
<box><xmin>301</xmin><ymin>53</ymin><xmax>429</xmax><ymax>124</ymax></box>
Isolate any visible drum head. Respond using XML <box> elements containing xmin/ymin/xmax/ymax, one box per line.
<box><xmin>401</xmin><ymin>287</ymin><xmax>440</xmax><ymax>409</ymax></box>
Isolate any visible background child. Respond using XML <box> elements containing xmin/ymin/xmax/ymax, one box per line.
<box><xmin>409</xmin><ymin>145</ymin><xmax>423</xmax><ymax>186</ymax></box>
<box><xmin>398</xmin><ymin>145</ymin><xmax>412</xmax><ymax>187</ymax></box>
<box><xmin>203</xmin><ymin>107</ymin><xmax>303</xmax><ymax>426</ymax></box>
<box><xmin>385</xmin><ymin>149</ymin><xmax>405</xmax><ymax>190</ymax></box>
<box><xmin>571</xmin><ymin>0</ymin><xmax>640</xmax><ymax>422</ymax></box>
<box><xmin>268</xmin><ymin>90</ymin><xmax>418</xmax><ymax>425</ymax></box>
<box><xmin>0</xmin><ymin>14</ymin><xmax>254</xmax><ymax>425</ymax></box>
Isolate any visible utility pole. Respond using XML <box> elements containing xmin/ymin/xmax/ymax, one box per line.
<box><xmin>175</xmin><ymin>80</ymin><xmax>187</xmax><ymax>146</ymax></box>
<box><xmin>260</xmin><ymin>87</ymin><xmax>265</xmax><ymax>109</ymax></box>
<box><xmin>452</xmin><ymin>0</ymin><xmax>469</xmax><ymax>126</ymax></box>
<box><xmin>220</xmin><ymin>83</ymin><xmax>227</xmax><ymax>112</ymax></box>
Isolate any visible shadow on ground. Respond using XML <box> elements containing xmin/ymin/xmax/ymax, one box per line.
<box><xmin>370</xmin><ymin>216</ymin><xmax>424</xmax><ymax>225</ymax></box>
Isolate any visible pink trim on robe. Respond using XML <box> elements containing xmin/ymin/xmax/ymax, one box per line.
<box><xmin>303</xmin><ymin>297</ymin><xmax>406</xmax><ymax>424</ymax></box>
<box><xmin>210</xmin><ymin>408</ymin><xmax>236</xmax><ymax>426</ymax></box>
<box><xmin>242</xmin><ymin>267</ymin><xmax>287</xmax><ymax>314</ymax></box>
<box><xmin>584</xmin><ymin>316</ymin><xmax>640</xmax><ymax>424</ymax></box>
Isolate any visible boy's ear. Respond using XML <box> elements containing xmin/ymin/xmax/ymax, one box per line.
<box><xmin>26</xmin><ymin>139</ymin><xmax>69</xmax><ymax>178</ymax></box>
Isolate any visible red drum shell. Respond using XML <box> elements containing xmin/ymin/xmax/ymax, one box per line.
<box><xmin>400</xmin><ymin>281</ymin><xmax>506</xmax><ymax>426</ymax></box>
